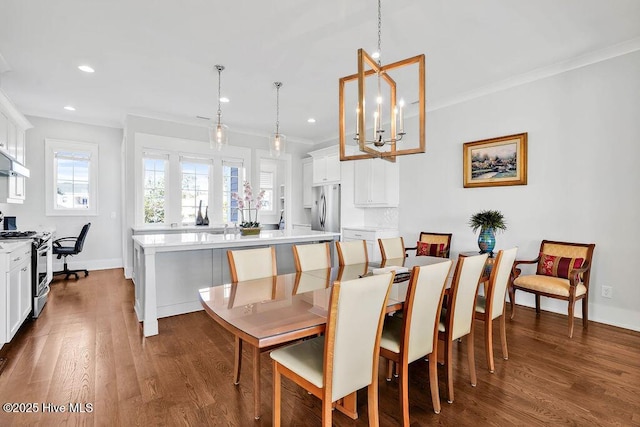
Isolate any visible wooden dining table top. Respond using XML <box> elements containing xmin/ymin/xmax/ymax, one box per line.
<box><xmin>198</xmin><ymin>255</ymin><xmax>449</xmax><ymax>350</ymax></box>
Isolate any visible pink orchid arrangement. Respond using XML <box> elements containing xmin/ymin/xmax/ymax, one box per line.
<box><xmin>231</xmin><ymin>181</ymin><xmax>265</xmax><ymax>228</ymax></box>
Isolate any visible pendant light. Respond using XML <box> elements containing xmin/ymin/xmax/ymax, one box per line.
<box><xmin>209</xmin><ymin>64</ymin><xmax>228</xmax><ymax>150</ymax></box>
<box><xmin>269</xmin><ymin>81</ymin><xmax>286</xmax><ymax>158</ymax></box>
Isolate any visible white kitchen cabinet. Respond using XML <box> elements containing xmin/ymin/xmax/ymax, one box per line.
<box><xmin>302</xmin><ymin>157</ymin><xmax>313</xmax><ymax>208</ymax></box>
<box><xmin>341</xmin><ymin>227</ymin><xmax>399</xmax><ymax>262</ymax></box>
<box><xmin>309</xmin><ymin>146</ymin><xmax>340</xmax><ymax>185</ymax></box>
<box><xmin>1</xmin><ymin>241</ymin><xmax>33</xmax><ymax>345</ymax></box>
<box><xmin>0</xmin><ymin>90</ymin><xmax>32</xmax><ymax>204</ymax></box>
<box><xmin>354</xmin><ymin>158</ymin><xmax>399</xmax><ymax>207</ymax></box>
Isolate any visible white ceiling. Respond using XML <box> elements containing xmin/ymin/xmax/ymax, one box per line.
<box><xmin>1</xmin><ymin>0</ymin><xmax>639</xmax><ymax>144</ymax></box>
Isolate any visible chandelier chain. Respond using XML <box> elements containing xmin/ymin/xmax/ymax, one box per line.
<box><xmin>377</xmin><ymin>0</ymin><xmax>382</xmax><ymax>66</ymax></box>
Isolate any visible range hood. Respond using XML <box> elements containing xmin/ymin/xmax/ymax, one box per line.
<box><xmin>0</xmin><ymin>151</ymin><xmax>30</xmax><ymax>178</ymax></box>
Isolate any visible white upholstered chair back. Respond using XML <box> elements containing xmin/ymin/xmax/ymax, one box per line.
<box><xmin>378</xmin><ymin>237</ymin><xmax>405</xmax><ymax>260</ymax></box>
<box><xmin>227</xmin><ymin>247</ymin><xmax>276</xmax><ymax>282</ymax></box>
<box><xmin>293</xmin><ymin>242</ymin><xmax>331</xmax><ymax>272</ymax></box>
<box><xmin>336</xmin><ymin>240</ymin><xmax>368</xmax><ymax>265</ymax></box>
<box><xmin>489</xmin><ymin>248</ymin><xmax>518</xmax><ymax>319</ymax></box>
<box><xmin>327</xmin><ymin>273</ymin><xmax>393</xmax><ymax>402</ymax></box>
<box><xmin>405</xmin><ymin>260</ymin><xmax>452</xmax><ymax>363</ymax></box>
<box><xmin>450</xmin><ymin>253</ymin><xmax>488</xmax><ymax>340</ymax></box>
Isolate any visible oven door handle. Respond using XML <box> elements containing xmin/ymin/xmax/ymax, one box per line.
<box><xmin>40</xmin><ymin>285</ymin><xmax>51</xmax><ymax>298</ymax></box>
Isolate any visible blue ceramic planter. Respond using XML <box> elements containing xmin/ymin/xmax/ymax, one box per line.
<box><xmin>477</xmin><ymin>227</ymin><xmax>496</xmax><ymax>254</ymax></box>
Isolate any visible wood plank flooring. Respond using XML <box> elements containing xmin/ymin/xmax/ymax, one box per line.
<box><xmin>0</xmin><ymin>269</ymin><xmax>638</xmax><ymax>426</ymax></box>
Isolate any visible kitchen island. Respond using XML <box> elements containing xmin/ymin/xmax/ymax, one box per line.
<box><xmin>132</xmin><ymin>229</ymin><xmax>340</xmax><ymax>336</ymax></box>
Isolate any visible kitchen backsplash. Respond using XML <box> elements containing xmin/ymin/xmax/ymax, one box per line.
<box><xmin>364</xmin><ymin>208</ymin><xmax>398</xmax><ymax>228</ymax></box>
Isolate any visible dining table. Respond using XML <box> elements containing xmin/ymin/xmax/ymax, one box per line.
<box><xmin>198</xmin><ymin>255</ymin><xmax>450</xmax><ymax>420</ymax></box>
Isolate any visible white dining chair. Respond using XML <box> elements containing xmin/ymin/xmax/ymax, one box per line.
<box><xmin>336</xmin><ymin>240</ymin><xmax>368</xmax><ymax>265</ymax></box>
<box><xmin>271</xmin><ymin>272</ymin><xmax>394</xmax><ymax>426</ymax></box>
<box><xmin>474</xmin><ymin>247</ymin><xmax>518</xmax><ymax>372</ymax></box>
<box><xmin>292</xmin><ymin>242</ymin><xmax>331</xmax><ymax>271</ymax></box>
<box><xmin>379</xmin><ymin>260</ymin><xmax>452</xmax><ymax>424</ymax></box>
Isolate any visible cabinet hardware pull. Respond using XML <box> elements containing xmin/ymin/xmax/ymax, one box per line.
<box><xmin>22</xmin><ymin>267</ymin><xmax>28</xmax><ymax>272</ymax></box>
<box><xmin>13</xmin><ymin>256</ymin><xmax>21</xmax><ymax>262</ymax></box>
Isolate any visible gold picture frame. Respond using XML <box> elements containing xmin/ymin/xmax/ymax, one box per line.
<box><xmin>463</xmin><ymin>133</ymin><xmax>528</xmax><ymax>188</ymax></box>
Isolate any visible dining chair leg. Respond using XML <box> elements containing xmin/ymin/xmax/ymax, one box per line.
<box><xmin>445</xmin><ymin>338</ymin><xmax>454</xmax><ymax>404</ymax></box>
<box><xmin>322</xmin><ymin>399</ymin><xmax>333</xmax><ymax>427</ymax></box>
<box><xmin>273</xmin><ymin>362</ymin><xmax>282</xmax><ymax>427</ymax></box>
<box><xmin>535</xmin><ymin>294</ymin><xmax>541</xmax><ymax>314</ymax></box>
<box><xmin>568</xmin><ymin>299</ymin><xmax>575</xmax><ymax>338</ymax></box>
<box><xmin>428</xmin><ymin>352</ymin><xmax>441</xmax><ymax>414</ymax></box>
<box><xmin>234</xmin><ymin>336</ymin><xmax>242</xmax><ymax>385</ymax></box>
<box><xmin>485</xmin><ymin>316</ymin><xmax>495</xmax><ymax>373</ymax></box>
<box><xmin>386</xmin><ymin>359</ymin><xmax>393</xmax><ymax>381</ymax></box>
<box><xmin>368</xmin><ymin>382</ymin><xmax>380</xmax><ymax>427</ymax></box>
<box><xmin>582</xmin><ymin>296</ymin><xmax>589</xmax><ymax>328</ymax></box>
<box><xmin>399</xmin><ymin>361</ymin><xmax>409</xmax><ymax>427</ymax></box>
<box><xmin>509</xmin><ymin>288</ymin><xmax>516</xmax><ymax>319</ymax></box>
<box><xmin>468</xmin><ymin>328</ymin><xmax>477</xmax><ymax>387</ymax></box>
<box><xmin>499</xmin><ymin>313</ymin><xmax>508</xmax><ymax>361</ymax></box>
<box><xmin>253</xmin><ymin>346</ymin><xmax>261</xmax><ymax>419</ymax></box>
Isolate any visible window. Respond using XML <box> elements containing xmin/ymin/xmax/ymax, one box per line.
<box><xmin>222</xmin><ymin>160</ymin><xmax>244</xmax><ymax>223</ymax></box>
<box><xmin>260</xmin><ymin>170</ymin><xmax>274</xmax><ymax>212</ymax></box>
<box><xmin>143</xmin><ymin>155</ymin><xmax>167</xmax><ymax>224</ymax></box>
<box><xmin>45</xmin><ymin>139</ymin><xmax>99</xmax><ymax>216</ymax></box>
<box><xmin>181</xmin><ymin>158</ymin><xmax>210</xmax><ymax>224</ymax></box>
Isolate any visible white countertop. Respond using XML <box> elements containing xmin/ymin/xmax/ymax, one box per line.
<box><xmin>0</xmin><ymin>240</ymin><xmax>32</xmax><ymax>254</ymax></box>
<box><xmin>132</xmin><ymin>224</ymin><xmax>226</xmax><ymax>232</ymax></box>
<box><xmin>132</xmin><ymin>229</ymin><xmax>341</xmax><ymax>250</ymax></box>
<box><xmin>342</xmin><ymin>226</ymin><xmax>399</xmax><ymax>232</ymax></box>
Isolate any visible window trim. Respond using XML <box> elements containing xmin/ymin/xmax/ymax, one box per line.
<box><xmin>45</xmin><ymin>138</ymin><xmax>99</xmax><ymax>216</ymax></box>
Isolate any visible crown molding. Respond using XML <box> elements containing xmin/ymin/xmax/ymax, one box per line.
<box><xmin>428</xmin><ymin>36</ymin><xmax>640</xmax><ymax>112</ymax></box>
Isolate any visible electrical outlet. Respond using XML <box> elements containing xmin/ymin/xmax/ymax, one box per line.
<box><xmin>601</xmin><ymin>285</ymin><xmax>613</xmax><ymax>299</ymax></box>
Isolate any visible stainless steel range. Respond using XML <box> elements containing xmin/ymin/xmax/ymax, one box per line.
<box><xmin>0</xmin><ymin>230</ymin><xmax>53</xmax><ymax>318</ymax></box>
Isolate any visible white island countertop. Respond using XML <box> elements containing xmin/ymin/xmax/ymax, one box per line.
<box><xmin>132</xmin><ymin>229</ymin><xmax>341</xmax><ymax>251</ymax></box>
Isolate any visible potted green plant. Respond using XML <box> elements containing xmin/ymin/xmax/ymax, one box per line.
<box><xmin>469</xmin><ymin>210</ymin><xmax>507</xmax><ymax>254</ymax></box>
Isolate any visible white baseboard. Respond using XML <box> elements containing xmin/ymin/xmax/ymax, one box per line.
<box><xmin>514</xmin><ymin>293</ymin><xmax>640</xmax><ymax>332</ymax></box>
<box><xmin>157</xmin><ymin>301</ymin><xmax>204</xmax><ymax>319</ymax></box>
<box><xmin>53</xmin><ymin>258</ymin><xmax>123</xmax><ymax>272</ymax></box>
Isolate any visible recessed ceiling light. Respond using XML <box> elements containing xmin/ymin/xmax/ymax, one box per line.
<box><xmin>78</xmin><ymin>65</ymin><xmax>95</xmax><ymax>73</ymax></box>
<box><xmin>64</xmin><ymin>105</ymin><xmax>76</xmax><ymax>111</ymax></box>
<box><xmin>219</xmin><ymin>97</ymin><xmax>229</xmax><ymax>103</ymax></box>
<box><xmin>307</xmin><ymin>118</ymin><xmax>316</xmax><ymax>123</ymax></box>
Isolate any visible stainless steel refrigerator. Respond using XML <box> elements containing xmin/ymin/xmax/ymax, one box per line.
<box><xmin>311</xmin><ymin>184</ymin><xmax>341</xmax><ymax>232</ymax></box>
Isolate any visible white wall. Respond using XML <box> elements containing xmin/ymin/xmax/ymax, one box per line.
<box><xmin>396</xmin><ymin>50</ymin><xmax>640</xmax><ymax>331</ymax></box>
<box><xmin>4</xmin><ymin>116</ymin><xmax>124</xmax><ymax>271</ymax></box>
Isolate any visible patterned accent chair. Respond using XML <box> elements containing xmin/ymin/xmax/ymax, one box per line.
<box><xmin>509</xmin><ymin>240</ymin><xmax>595</xmax><ymax>338</ymax></box>
<box><xmin>405</xmin><ymin>232</ymin><xmax>452</xmax><ymax>258</ymax></box>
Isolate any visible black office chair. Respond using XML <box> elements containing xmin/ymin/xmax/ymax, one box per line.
<box><xmin>53</xmin><ymin>223</ymin><xmax>91</xmax><ymax>280</ymax></box>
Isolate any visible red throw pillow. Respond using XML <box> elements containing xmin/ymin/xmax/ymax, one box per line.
<box><xmin>416</xmin><ymin>242</ymin><xmax>445</xmax><ymax>257</ymax></box>
<box><xmin>537</xmin><ymin>253</ymin><xmax>584</xmax><ymax>280</ymax></box>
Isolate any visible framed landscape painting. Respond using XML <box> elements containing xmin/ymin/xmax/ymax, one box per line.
<box><xmin>463</xmin><ymin>133</ymin><xmax>528</xmax><ymax>188</ymax></box>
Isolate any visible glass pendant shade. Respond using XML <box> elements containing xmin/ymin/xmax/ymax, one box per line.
<box><xmin>209</xmin><ymin>120</ymin><xmax>228</xmax><ymax>151</ymax></box>
<box><xmin>269</xmin><ymin>132</ymin><xmax>286</xmax><ymax>158</ymax></box>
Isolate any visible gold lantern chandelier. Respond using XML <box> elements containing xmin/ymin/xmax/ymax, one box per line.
<box><xmin>209</xmin><ymin>64</ymin><xmax>229</xmax><ymax>150</ymax></box>
<box><xmin>339</xmin><ymin>0</ymin><xmax>425</xmax><ymax>161</ymax></box>
<box><xmin>269</xmin><ymin>81</ymin><xmax>286</xmax><ymax>158</ymax></box>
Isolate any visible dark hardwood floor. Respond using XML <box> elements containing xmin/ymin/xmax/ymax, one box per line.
<box><xmin>0</xmin><ymin>269</ymin><xmax>638</xmax><ymax>426</ymax></box>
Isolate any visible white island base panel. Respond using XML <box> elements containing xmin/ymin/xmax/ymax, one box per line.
<box><xmin>132</xmin><ymin>229</ymin><xmax>340</xmax><ymax>337</ymax></box>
